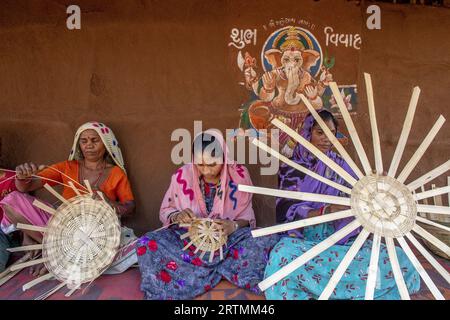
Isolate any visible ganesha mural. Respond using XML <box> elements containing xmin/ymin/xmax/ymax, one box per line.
<box><xmin>231</xmin><ymin>25</ymin><xmax>358</xmax><ymax>157</ymax></box>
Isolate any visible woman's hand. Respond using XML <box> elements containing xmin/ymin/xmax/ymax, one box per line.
<box><xmin>215</xmin><ymin>219</ymin><xmax>237</xmax><ymax>237</ymax></box>
<box><xmin>328</xmin><ymin>204</ymin><xmax>349</xmax><ymax>213</ymax></box>
<box><xmin>172</xmin><ymin>209</ymin><xmax>196</xmax><ymax>224</ymax></box>
<box><xmin>15</xmin><ymin>162</ymin><xmax>45</xmax><ymax>180</ymax></box>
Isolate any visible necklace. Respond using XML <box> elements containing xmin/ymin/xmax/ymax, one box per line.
<box><xmin>79</xmin><ymin>159</ymin><xmax>106</xmax><ymax>190</ymax></box>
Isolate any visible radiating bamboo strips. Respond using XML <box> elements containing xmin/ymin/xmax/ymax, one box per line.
<box><xmin>271</xmin><ymin>118</ymin><xmax>357</xmax><ymax>186</ymax></box>
<box><xmin>405</xmin><ymin>233</ymin><xmax>450</xmax><ymax>284</ymax></box>
<box><xmin>258</xmin><ymin>221</ymin><xmax>361</xmax><ymax>291</ymax></box>
<box><xmin>319</xmin><ymin>229</ymin><xmax>370</xmax><ymax>300</ymax></box>
<box><xmin>330</xmin><ymin>82</ymin><xmax>372</xmax><ymax>175</ymax></box>
<box><xmin>397</xmin><ymin>237</ymin><xmax>444</xmax><ymax>300</ymax></box>
<box><xmin>300</xmin><ymin>94</ymin><xmax>365</xmax><ymax>179</ymax></box>
<box><xmin>252</xmin><ymin>138</ymin><xmax>352</xmax><ymax>194</ymax></box>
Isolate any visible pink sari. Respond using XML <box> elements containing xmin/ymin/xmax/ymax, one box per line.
<box><xmin>160</xmin><ymin>129</ymin><xmax>256</xmax><ymax>227</ymax></box>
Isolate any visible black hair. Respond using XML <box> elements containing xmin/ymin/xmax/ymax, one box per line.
<box><xmin>312</xmin><ymin>109</ymin><xmax>338</xmax><ymax>132</ymax></box>
<box><xmin>192</xmin><ymin>133</ymin><xmax>224</xmax><ymax>159</ymax></box>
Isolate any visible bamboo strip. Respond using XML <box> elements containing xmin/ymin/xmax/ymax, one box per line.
<box><xmin>365</xmin><ymin>233</ymin><xmax>381</xmax><ymax>300</ymax></box>
<box><xmin>7</xmin><ymin>244</ymin><xmax>43</xmax><ymax>252</ymax></box>
<box><xmin>416</xmin><ymin>204</ymin><xmax>450</xmax><ymax>215</ymax></box>
<box><xmin>16</xmin><ymin>223</ymin><xmax>47</xmax><ymax>233</ymax></box>
<box><xmin>10</xmin><ymin>258</ymin><xmax>48</xmax><ymax>272</ymax></box>
<box><xmin>271</xmin><ymin>118</ymin><xmax>357</xmax><ymax>186</ymax></box>
<box><xmin>319</xmin><ymin>229</ymin><xmax>370</xmax><ymax>300</ymax></box>
<box><xmin>43</xmin><ymin>183</ymin><xmax>69</xmax><ymax>205</ymax></box>
<box><xmin>34</xmin><ymin>282</ymin><xmax>66</xmax><ymax>300</ymax></box>
<box><xmin>238</xmin><ymin>184</ymin><xmax>351</xmax><ymax>206</ymax></box>
<box><xmin>416</xmin><ymin>216</ymin><xmax>450</xmax><ymax>233</ymax></box>
<box><xmin>414</xmin><ymin>186</ymin><xmax>450</xmax><ymax>201</ymax></box>
<box><xmin>407</xmin><ymin>160</ymin><xmax>450</xmax><ymax>191</ymax></box>
<box><xmin>68</xmin><ymin>181</ymin><xmax>82</xmax><ymax>196</ymax></box>
<box><xmin>448</xmin><ymin>177</ymin><xmax>450</xmax><ymax>205</ymax></box>
<box><xmin>32</xmin><ymin>200</ymin><xmax>56</xmax><ymax>215</ymax></box>
<box><xmin>22</xmin><ymin>273</ymin><xmax>54</xmax><ymax>291</ymax></box>
<box><xmin>300</xmin><ymin>94</ymin><xmax>365</xmax><ymax>179</ymax></box>
<box><xmin>397</xmin><ymin>115</ymin><xmax>446</xmax><ymax>183</ymax></box>
<box><xmin>180</xmin><ymin>233</ymin><xmax>190</xmax><ymax>240</ymax></box>
<box><xmin>43</xmin><ymin>165</ymin><xmax>89</xmax><ymax>193</ymax></box>
<box><xmin>0</xmin><ymin>252</ymin><xmax>32</xmax><ymax>280</ymax></box>
<box><xmin>388</xmin><ymin>87</ymin><xmax>420</xmax><ymax>177</ymax></box>
<box><xmin>251</xmin><ymin>210</ymin><xmax>353</xmax><ymax>237</ymax></box>
<box><xmin>0</xmin><ymin>269</ymin><xmax>21</xmax><ymax>287</ymax></box>
<box><xmin>412</xmin><ymin>224</ymin><xmax>450</xmax><ymax>257</ymax></box>
<box><xmin>385</xmin><ymin>237</ymin><xmax>410</xmax><ymax>300</ymax></box>
<box><xmin>252</xmin><ymin>138</ymin><xmax>352</xmax><ymax>194</ymax></box>
<box><xmin>397</xmin><ymin>237</ymin><xmax>444</xmax><ymax>300</ymax></box>
<box><xmin>84</xmin><ymin>179</ymin><xmax>94</xmax><ymax>195</ymax></box>
<box><xmin>431</xmin><ymin>184</ymin><xmax>443</xmax><ymax>206</ymax></box>
<box><xmin>330</xmin><ymin>82</ymin><xmax>372</xmax><ymax>175</ymax></box>
<box><xmin>364</xmin><ymin>73</ymin><xmax>383</xmax><ymax>174</ymax></box>
<box><xmin>258</xmin><ymin>220</ymin><xmax>361</xmax><ymax>291</ymax></box>
<box><xmin>405</xmin><ymin>233</ymin><xmax>450</xmax><ymax>284</ymax></box>
<box><xmin>65</xmin><ymin>285</ymin><xmax>80</xmax><ymax>297</ymax></box>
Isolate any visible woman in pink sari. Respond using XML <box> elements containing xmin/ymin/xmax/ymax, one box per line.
<box><xmin>136</xmin><ymin>130</ymin><xmax>280</xmax><ymax>300</ymax></box>
<box><xmin>0</xmin><ymin>169</ymin><xmax>18</xmax><ymax>271</ymax></box>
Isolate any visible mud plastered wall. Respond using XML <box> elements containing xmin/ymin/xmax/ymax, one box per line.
<box><xmin>0</xmin><ymin>0</ymin><xmax>449</xmax><ymax>234</ymax></box>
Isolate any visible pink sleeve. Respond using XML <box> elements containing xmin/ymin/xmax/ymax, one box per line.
<box><xmin>159</xmin><ymin>173</ymin><xmax>180</xmax><ymax>226</ymax></box>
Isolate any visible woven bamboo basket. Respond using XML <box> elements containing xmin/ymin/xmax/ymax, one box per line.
<box><xmin>179</xmin><ymin>218</ymin><xmax>228</xmax><ymax>263</ymax></box>
<box><xmin>42</xmin><ymin>195</ymin><xmax>121</xmax><ymax>288</ymax></box>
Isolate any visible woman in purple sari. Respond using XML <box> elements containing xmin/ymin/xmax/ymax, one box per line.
<box><xmin>265</xmin><ymin>110</ymin><xmax>420</xmax><ymax>300</ymax></box>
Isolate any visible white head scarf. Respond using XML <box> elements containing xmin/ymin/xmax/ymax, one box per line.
<box><xmin>68</xmin><ymin>121</ymin><xmax>126</xmax><ymax>174</ymax></box>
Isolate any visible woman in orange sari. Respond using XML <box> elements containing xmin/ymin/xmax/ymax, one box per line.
<box><xmin>0</xmin><ymin>121</ymin><xmax>136</xmax><ymax>276</ymax></box>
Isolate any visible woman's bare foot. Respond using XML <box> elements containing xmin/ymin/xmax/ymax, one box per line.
<box><xmin>22</xmin><ymin>233</ymin><xmax>48</xmax><ymax>277</ymax></box>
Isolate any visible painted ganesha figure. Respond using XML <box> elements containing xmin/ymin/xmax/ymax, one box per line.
<box><xmin>243</xmin><ymin>27</ymin><xmax>333</xmax><ymax>151</ymax></box>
